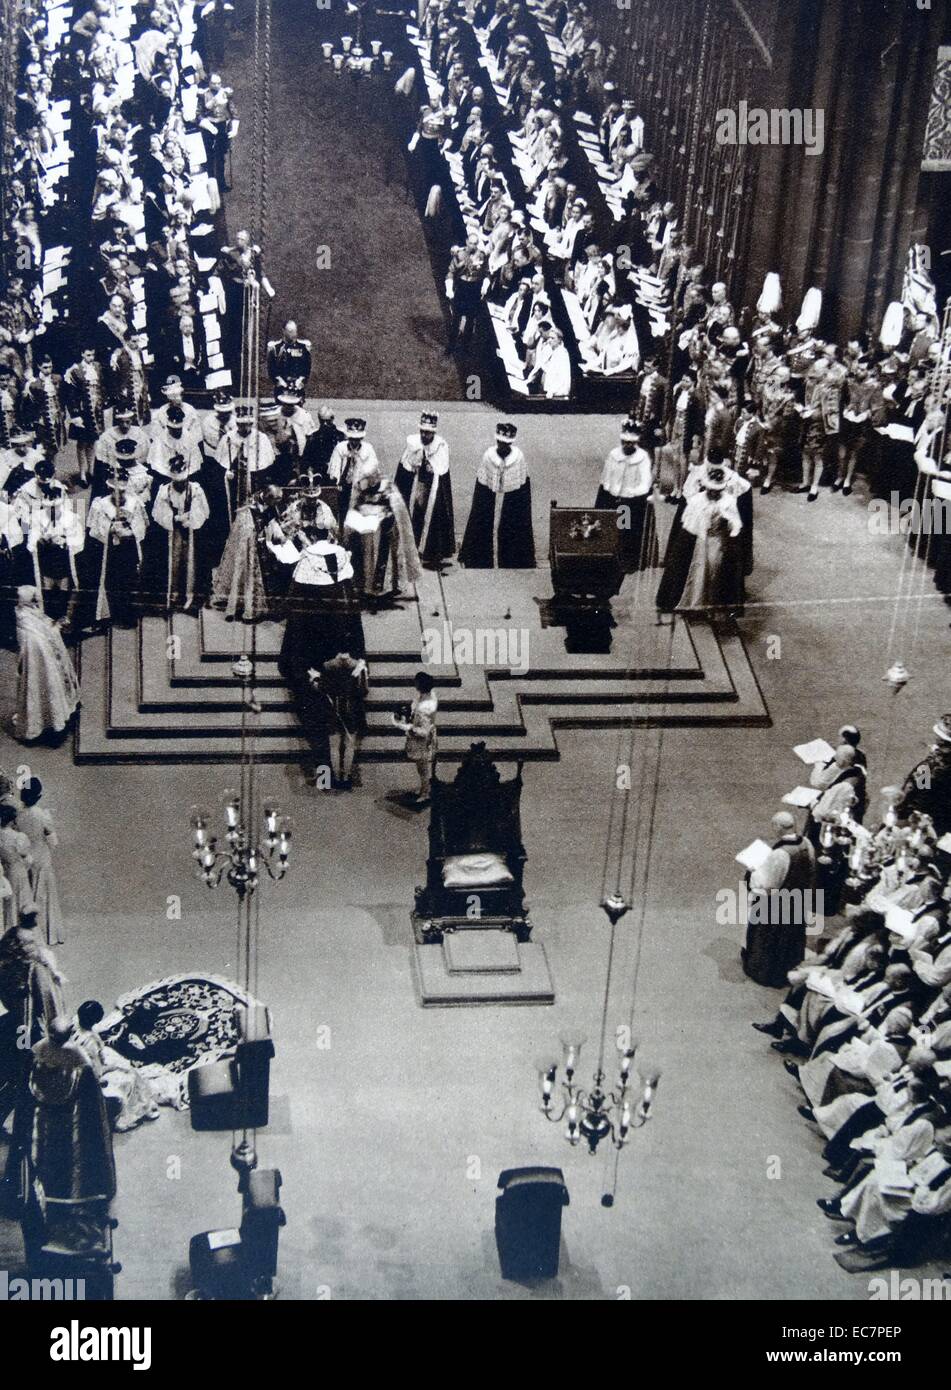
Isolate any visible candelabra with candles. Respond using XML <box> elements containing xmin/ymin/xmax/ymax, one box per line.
<box><xmin>189</xmin><ymin>793</ymin><xmax>292</xmax><ymax>899</ymax></box>
<box><xmin>537</xmin><ymin>890</ymin><xmax>660</xmax><ymax>1155</ymax></box>
<box><xmin>538</xmin><ymin>1033</ymin><xmax>659</xmax><ymax>1155</ymax></box>
<box><xmin>321</xmin><ymin>33</ymin><xmax>393</xmax><ymax>77</ymax></box>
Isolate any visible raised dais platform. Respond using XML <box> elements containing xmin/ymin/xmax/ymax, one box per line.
<box><xmin>73</xmin><ymin>566</ymin><xmax>770</xmax><ymax>764</ymax></box>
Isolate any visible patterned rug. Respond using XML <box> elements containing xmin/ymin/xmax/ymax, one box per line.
<box><xmin>97</xmin><ymin>972</ymin><xmax>264</xmax><ymax>1109</ymax></box>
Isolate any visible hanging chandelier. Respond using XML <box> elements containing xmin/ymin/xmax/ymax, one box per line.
<box><xmin>189</xmin><ymin>792</ymin><xmax>292</xmax><ymax>898</ymax></box>
<box><xmin>187</xmin><ymin>653</ymin><xmax>293</xmax><ymax>899</ymax></box>
<box><xmin>536</xmin><ymin>887</ymin><xmax>660</xmax><ymax>1157</ymax></box>
<box><xmin>538</xmin><ymin>1033</ymin><xmax>659</xmax><ymax>1155</ymax></box>
<box><xmin>321</xmin><ymin>32</ymin><xmax>393</xmax><ymax>76</ymax></box>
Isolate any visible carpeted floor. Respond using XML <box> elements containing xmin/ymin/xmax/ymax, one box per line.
<box><xmin>222</xmin><ymin>2</ymin><xmax>464</xmax><ymax>400</ymax></box>
<box><xmin>0</xmin><ymin>401</ymin><xmax>949</xmax><ymax>1300</ymax></box>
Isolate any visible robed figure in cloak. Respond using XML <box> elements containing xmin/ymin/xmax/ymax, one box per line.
<box><xmin>277</xmin><ymin>515</ymin><xmax>366</xmax><ymax>677</ymax></box>
<box><xmin>145</xmin><ymin>458</ymin><xmax>211</xmax><ymax>611</ymax></box>
<box><xmin>211</xmin><ymin>486</ymin><xmax>288</xmax><ymax>621</ymax></box>
<box><xmin>394</xmin><ymin>411</ymin><xmax>456</xmax><ymax>566</ymax></box>
<box><xmin>459</xmin><ymin>422</ymin><xmax>536</xmax><ymax>568</ymax></box>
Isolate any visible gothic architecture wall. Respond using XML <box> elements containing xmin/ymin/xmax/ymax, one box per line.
<box><xmin>596</xmin><ymin>0</ymin><xmax>943</xmax><ymax>340</ymax></box>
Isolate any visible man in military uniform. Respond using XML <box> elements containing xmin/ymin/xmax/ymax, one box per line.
<box><xmin>446</xmin><ymin>233</ymin><xmax>488</xmax><ymax>351</ymax></box>
<box><xmin>759</xmin><ymin>365</ymin><xmax>797</xmax><ymax>494</ymax></box>
<box><xmin>267</xmin><ymin>321</ymin><xmax>312</xmax><ymax>396</ymax></box>
<box><xmin>198</xmin><ymin>71</ymin><xmax>236</xmax><ymax>189</ymax></box>
<box><xmin>798</xmin><ymin>354</ymin><xmax>841</xmax><ymax>500</ymax></box>
<box><xmin>23</xmin><ymin>357</ymin><xmax>66</xmax><ymax>460</ymax></box>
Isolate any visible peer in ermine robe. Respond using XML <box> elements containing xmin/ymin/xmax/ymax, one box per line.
<box><xmin>147</xmin><ymin>467</ymin><xmax>211</xmax><ymax>611</ymax></box>
<box><xmin>459</xmin><ymin>423</ymin><xmax>536</xmax><ymax>569</ymax></box>
<box><xmin>595</xmin><ymin>421</ymin><xmax>658</xmax><ymax>573</ymax></box>
<box><xmin>84</xmin><ymin>479</ymin><xmax>148</xmax><ymax>626</ymax></box>
<box><xmin>395</xmin><ymin>413</ymin><xmax>456</xmax><ymax>566</ymax></box>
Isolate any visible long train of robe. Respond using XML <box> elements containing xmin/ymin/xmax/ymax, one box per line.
<box><xmin>458</xmin><ymin>479</ymin><xmax>536</xmax><ymax>568</ymax></box>
<box><xmin>29</xmin><ymin>1042</ymin><xmax>117</xmax><ymax>1204</ymax></box>
<box><xmin>344</xmin><ymin>486</ymin><xmax>423</xmax><ymax>599</ymax></box>
<box><xmin>210</xmin><ymin>504</ymin><xmax>268</xmax><ymax>620</ymax></box>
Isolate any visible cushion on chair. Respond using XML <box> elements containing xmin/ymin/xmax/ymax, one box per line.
<box><xmin>441</xmin><ymin>852</ymin><xmax>515</xmax><ymax>888</ymax></box>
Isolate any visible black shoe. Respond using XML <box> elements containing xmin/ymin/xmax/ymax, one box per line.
<box><xmin>807</xmin><ymin>489</ymin><xmax>819</xmax><ymax>501</ymax></box>
<box><xmin>817</xmin><ymin>1198</ymin><xmax>845</xmax><ymax>1219</ymax></box>
<box><xmin>797</xmin><ymin>1104</ymin><xmax>816</xmax><ymax>1122</ymax></box>
<box><xmin>831</xmin><ymin>478</ymin><xmax>842</xmax><ymax>491</ymax></box>
<box><xmin>770</xmin><ymin>1039</ymin><xmax>804</xmax><ymax>1055</ymax></box>
<box><xmin>783</xmin><ymin>1060</ymin><xmax>800</xmax><ymax>1079</ymax></box>
<box><xmin>835</xmin><ymin>1230</ymin><xmax>862</xmax><ymax>1247</ymax></box>
<box><xmin>752</xmin><ymin>1020</ymin><xmax>783</xmax><ymax>1037</ymax></box>
<box><xmin>760</xmin><ymin>483</ymin><xmax>771</xmax><ymax>495</ymax></box>
<box><xmin>823</xmin><ymin>1165</ymin><xmax>845</xmax><ymax>1180</ymax></box>
<box><xmin>794</xmin><ymin>484</ymin><xmax>809</xmax><ymax>493</ymax></box>
<box><xmin>842</xmin><ymin>484</ymin><xmax>852</xmax><ymax>496</ymax></box>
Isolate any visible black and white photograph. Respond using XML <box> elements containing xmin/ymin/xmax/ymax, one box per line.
<box><xmin>1</xmin><ymin>0</ymin><xmax>951</xmax><ymax>1353</ymax></box>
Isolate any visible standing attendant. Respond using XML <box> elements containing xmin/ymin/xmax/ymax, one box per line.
<box><xmin>314</xmin><ymin>653</ymin><xmax>369</xmax><ymax>791</ymax></box>
<box><xmin>267</xmin><ymin>321</ymin><xmax>312</xmax><ymax>395</ymax></box>
<box><xmin>394</xmin><ymin>672</ymin><xmax>438</xmax><ymax>808</ymax></box>
<box><xmin>64</xmin><ymin>347</ymin><xmax>106</xmax><ymax>487</ymax></box>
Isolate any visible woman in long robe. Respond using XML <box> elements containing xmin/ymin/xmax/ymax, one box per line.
<box><xmin>0</xmin><ymin>914</ymin><xmax>65</xmax><ymax>1145</ymax></box>
<box><xmin>459</xmin><ymin>425</ymin><xmax>536</xmax><ymax>569</ymax></box>
<box><xmin>74</xmin><ymin>1001</ymin><xmax>161</xmax><ymax>1133</ymax></box>
<box><xmin>17</xmin><ymin>777</ymin><xmax>63</xmax><ymax>947</ymax></box>
<box><xmin>13</xmin><ymin>586</ymin><xmax>80</xmax><ymax>742</ymax></box>
<box><xmin>656</xmin><ymin>465</ymin><xmax>746</xmax><ymax>616</ymax></box>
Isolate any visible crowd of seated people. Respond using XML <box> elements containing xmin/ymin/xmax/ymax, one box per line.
<box><xmin>410</xmin><ymin>0</ymin><xmax>950</xmax><ymax>505</ymax></box>
<box><xmin>412</xmin><ymin>0</ymin><xmax>669</xmax><ymax>396</ymax></box>
<box><xmin>752</xmin><ymin>713</ymin><xmax>951</xmax><ymax>1272</ymax></box>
